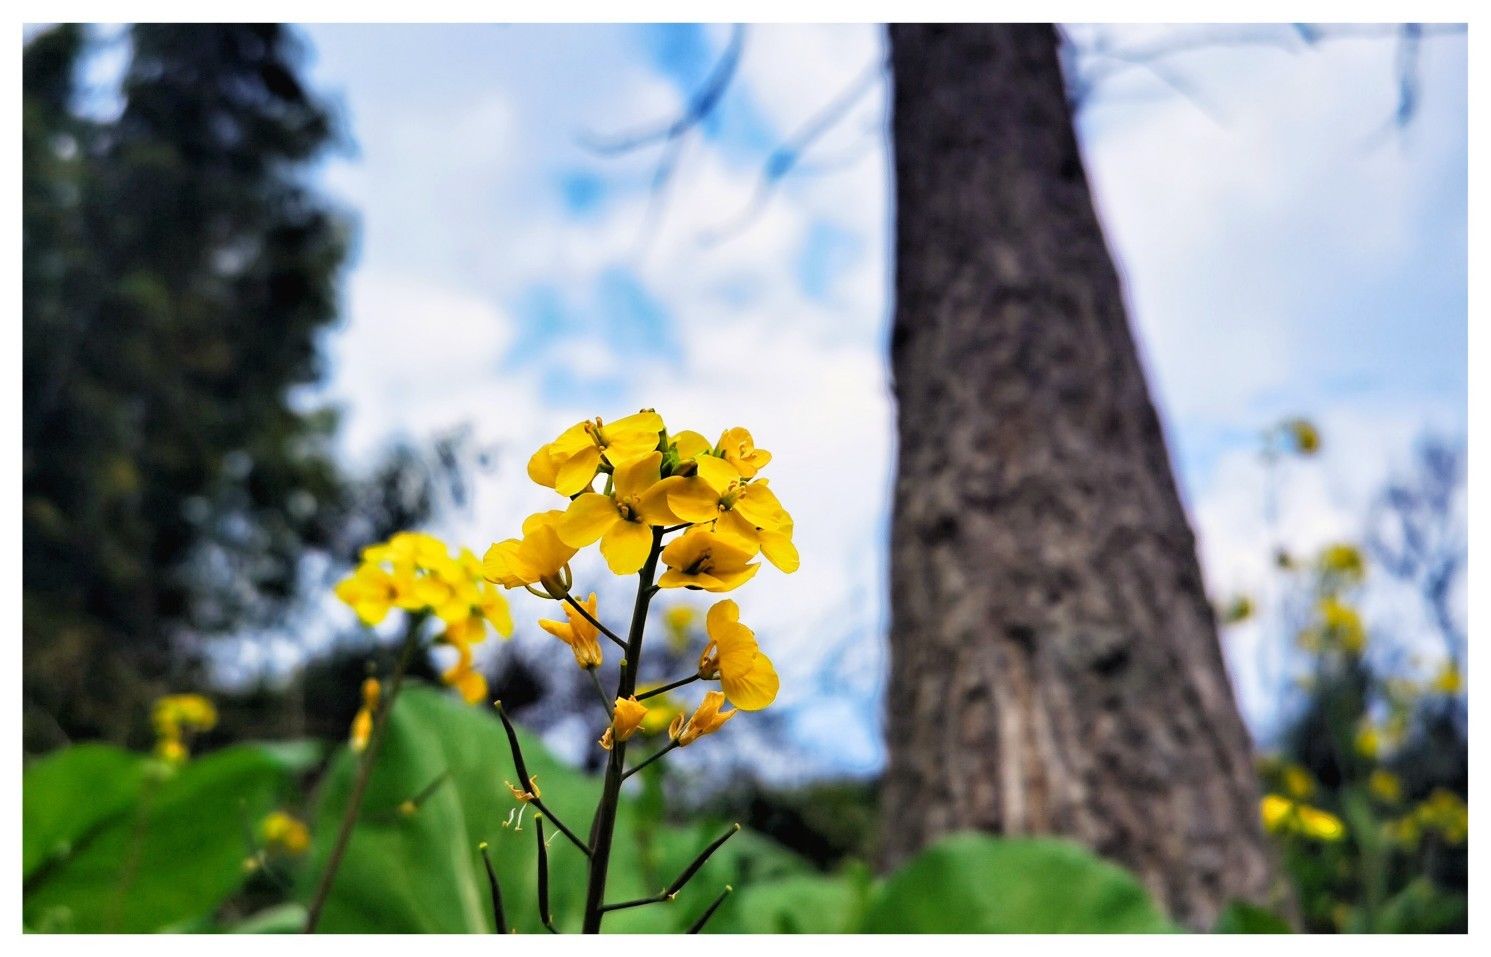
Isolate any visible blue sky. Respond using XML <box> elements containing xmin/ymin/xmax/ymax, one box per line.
<box><xmin>271</xmin><ymin>24</ymin><xmax>1467</xmax><ymax>771</ymax></box>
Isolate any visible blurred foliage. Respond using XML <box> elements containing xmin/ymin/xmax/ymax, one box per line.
<box><xmin>25</xmin><ymin>686</ymin><xmax>1178</xmax><ymax>933</ymax></box>
<box><xmin>23</xmin><ymin>24</ymin><xmax>356</xmax><ymax>750</ymax></box>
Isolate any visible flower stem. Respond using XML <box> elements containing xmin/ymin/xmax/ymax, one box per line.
<box><xmin>622</xmin><ymin>740</ymin><xmax>679</xmax><ymax>781</ymax></box>
<box><xmin>581</xmin><ymin>527</ymin><xmax>664</xmax><ymax>934</ymax></box>
<box><xmin>303</xmin><ymin>613</ymin><xmax>424</xmax><ymax>933</ymax></box>
<box><xmin>636</xmin><ymin>673</ymin><xmax>700</xmax><ymax>700</ymax></box>
<box><xmin>564</xmin><ymin>594</ymin><xmax>626</xmax><ymax>650</ymax></box>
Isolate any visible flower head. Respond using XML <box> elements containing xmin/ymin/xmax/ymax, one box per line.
<box><xmin>1261</xmin><ymin>794</ymin><xmax>1345</xmax><ymax>842</ymax></box>
<box><xmin>152</xmin><ymin>694</ymin><xmax>217</xmax><ymax>765</ymax></box>
<box><xmin>697</xmin><ymin>600</ymin><xmax>778</xmax><ymax>711</ymax></box>
<box><xmin>528</xmin><ymin>410</ymin><xmax>665</xmax><ymax>496</ymax></box>
<box><xmin>557</xmin><ymin>452</ymin><xmax>676</xmax><ymax>574</ymax></box>
<box><xmin>539</xmin><ymin>592</ymin><xmax>604</xmax><ymax>669</ymax></box>
<box><xmin>259</xmin><ymin>810</ymin><xmax>311</xmax><ymax>857</ymax></box>
<box><xmin>658</xmin><ymin>528</ymin><xmax>760</xmax><ymax>592</ymax></box>
<box><xmin>717</xmin><ymin>427</ymin><xmax>772</xmax><ymax>478</ymax></box>
<box><xmin>483</xmin><ymin>510</ymin><xmax>577</xmax><ymax>597</ymax></box>
<box><xmin>668</xmin><ymin>690</ymin><xmax>737</xmax><ymax>747</ymax></box>
<box><xmin>600</xmin><ymin>695</ymin><xmax>650</xmax><ymax>750</ymax></box>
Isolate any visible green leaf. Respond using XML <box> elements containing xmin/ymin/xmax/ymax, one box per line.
<box><xmin>1213</xmin><ymin>901</ymin><xmax>1292</xmax><ymax>933</ymax></box>
<box><xmin>704</xmin><ymin>864</ymin><xmax>870</xmax><ymax>934</ymax></box>
<box><xmin>861</xmin><ymin>833</ymin><xmax>1177</xmax><ymax>933</ymax></box>
<box><xmin>226</xmin><ymin>903</ymin><xmax>310</xmax><ymax>934</ymax></box>
<box><xmin>23</xmin><ymin>744</ymin><xmax>147</xmax><ymax>881</ymax></box>
<box><xmin>24</xmin><ymin>744</ymin><xmax>296</xmax><ymax>933</ymax></box>
<box><xmin>303</xmin><ymin>684</ymin><xmax>810</xmax><ymax>933</ymax></box>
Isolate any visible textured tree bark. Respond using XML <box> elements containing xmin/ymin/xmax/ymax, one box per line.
<box><xmin>880</xmin><ymin>24</ymin><xmax>1276</xmax><ymax>930</ymax></box>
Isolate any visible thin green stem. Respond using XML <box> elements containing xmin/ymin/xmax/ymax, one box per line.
<box><xmin>581</xmin><ymin>527</ymin><xmax>665</xmax><ymax>934</ymax></box>
<box><xmin>599</xmin><ymin>823</ymin><xmax>740</xmax><ymax>914</ymax></box>
<box><xmin>587</xmin><ymin>667</ymin><xmax>615</xmax><ymax>717</ymax></box>
<box><xmin>622</xmin><ymin>741</ymin><xmax>679</xmax><ymax>781</ymax></box>
<box><xmin>493</xmin><ymin>701</ymin><xmax>589</xmax><ymax>856</ymax></box>
<box><xmin>536</xmin><ymin>818</ymin><xmax>558</xmax><ymax>933</ymax></box>
<box><xmin>304</xmin><ymin>614</ymin><xmax>423</xmax><ymax>933</ymax></box>
<box><xmin>636</xmin><ymin>673</ymin><xmax>700</xmax><ymax>700</ymax></box>
<box><xmin>686</xmin><ymin>885</ymin><xmax>733</xmax><ymax>933</ymax></box>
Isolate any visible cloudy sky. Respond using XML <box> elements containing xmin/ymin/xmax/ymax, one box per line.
<box><xmin>282</xmin><ymin>23</ymin><xmax>1466</xmax><ymax>772</ymax></box>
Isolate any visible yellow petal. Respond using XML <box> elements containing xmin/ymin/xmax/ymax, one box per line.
<box><xmin>722</xmin><ymin>655</ymin><xmax>779</xmax><ymax>711</ymax></box>
<box><xmin>527</xmin><ymin>446</ymin><xmax>559</xmax><ymax>488</ymax></box>
<box><xmin>672</xmin><ymin>430</ymin><xmax>711</xmax><ymax>460</ymax></box>
<box><xmin>559</xmin><ymin>493</ymin><xmax>620</xmax><ymax>548</ymax></box>
<box><xmin>695</xmin><ymin>454</ymin><xmax>740</xmax><ymax>493</ymax></box>
<box><xmin>759</xmin><ymin>529</ymin><xmax>800</xmax><ymax>573</ymax></box>
<box><xmin>600</xmin><ymin>520</ymin><xmax>653</xmax><ymax>575</ymax></box>
<box><xmin>662</xmin><ymin>476</ymin><xmax>721</xmax><ymax>524</ymax></box>
<box><xmin>706</xmin><ymin>599</ymin><xmax>741</xmax><ymax>637</ymax></box>
<box><xmin>702</xmin><ymin>564</ymin><xmax>760</xmax><ymax>592</ymax></box>
<box><xmin>554</xmin><ymin>446</ymin><xmax>603</xmax><ymax>496</ymax></box>
<box><xmin>613</xmin><ymin>451</ymin><xmax>663</xmax><ymax>499</ymax></box>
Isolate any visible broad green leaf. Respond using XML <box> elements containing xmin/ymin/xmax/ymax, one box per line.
<box><xmin>704</xmin><ymin>864</ymin><xmax>870</xmax><ymax>934</ymax></box>
<box><xmin>862</xmin><ymin>834</ymin><xmax>1177</xmax><ymax>933</ymax></box>
<box><xmin>24</xmin><ymin>744</ymin><xmax>296</xmax><ymax>933</ymax></box>
<box><xmin>24</xmin><ymin>743</ymin><xmax>147</xmax><ymax>880</ymax></box>
<box><xmin>303</xmin><ymin>683</ymin><xmax>809</xmax><ymax>933</ymax></box>
<box><xmin>1213</xmin><ymin>901</ymin><xmax>1292</xmax><ymax>933</ymax></box>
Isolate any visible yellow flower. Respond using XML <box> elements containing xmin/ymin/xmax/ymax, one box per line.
<box><xmin>1354</xmin><ymin>723</ymin><xmax>1381</xmax><ymax>760</ymax></box>
<box><xmin>1312</xmin><ymin>597</ymin><xmax>1366</xmax><ymax>654</ymax></box>
<box><xmin>1281</xmin><ymin>764</ymin><xmax>1315</xmax><ymax>800</ymax></box>
<box><xmin>1261</xmin><ymin>794</ymin><xmax>1345</xmax><ymax>842</ymax></box>
<box><xmin>441</xmin><ymin>639</ymin><xmax>488</xmax><ymax>705</ymax></box>
<box><xmin>1369</xmin><ymin>770</ymin><xmax>1403</xmax><ymax>804</ymax></box>
<box><xmin>528</xmin><ymin>410</ymin><xmax>666</xmax><ymax>496</ymax></box>
<box><xmin>698</xmin><ymin>599</ymin><xmax>778</xmax><ymax>711</ymax></box>
<box><xmin>1431</xmin><ymin>661</ymin><xmax>1462</xmax><ymax>696</ymax></box>
<box><xmin>663</xmin><ymin>604</ymin><xmax>696</xmax><ymax>651</ymax></box>
<box><xmin>154</xmin><ymin>738</ymin><xmax>188</xmax><ymax>765</ymax></box>
<box><xmin>599</xmin><ymin>696</ymin><xmax>649</xmax><ymax>750</ymax></box>
<box><xmin>1221</xmin><ymin>595</ymin><xmax>1254</xmax><ymax>625</ymax></box>
<box><xmin>1414</xmin><ymin>789</ymin><xmax>1468</xmax><ymax>845</ymax></box>
<box><xmin>1284</xmin><ymin>418</ymin><xmax>1321</xmax><ymax>455</ymax></box>
<box><xmin>716</xmin><ymin>426</ymin><xmax>772</xmax><ymax>478</ymax></box>
<box><xmin>259</xmin><ymin>810</ymin><xmax>311</xmax><ymax>856</ymax></box>
<box><xmin>153</xmin><ymin>694</ymin><xmax>218</xmax><ymax>735</ymax></box>
<box><xmin>350</xmin><ymin>677</ymin><xmax>380</xmax><ymax>752</ymax></box>
<box><xmin>557</xmin><ymin>452</ymin><xmax>677</xmax><ymax>574</ymax></box>
<box><xmin>1317</xmin><ymin>543</ymin><xmax>1365</xmax><ymax>582</ymax></box>
<box><xmin>668</xmin><ymin>690</ymin><xmax>737</xmax><ymax>747</ymax></box>
<box><xmin>361</xmin><ymin>530</ymin><xmax>450</xmax><ymax>568</ymax></box>
<box><xmin>334</xmin><ymin>563</ymin><xmax>415</xmax><ymax>625</ymax></box>
<box><xmin>483</xmin><ymin>510</ymin><xmax>577</xmax><ymax>597</ymax></box>
<box><xmin>658</xmin><ymin>527</ymin><xmax>761</xmax><ymax>593</ymax></box>
<box><xmin>659</xmin><ymin>472</ymin><xmax>799</xmax><ymax>574</ymax></box>
<box><xmin>539</xmin><ymin>592</ymin><xmax>604</xmax><ymax>669</ymax></box>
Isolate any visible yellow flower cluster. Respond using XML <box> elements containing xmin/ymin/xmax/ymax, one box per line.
<box><xmin>1261</xmin><ymin>793</ymin><xmax>1346</xmax><ymax>842</ymax></box>
<box><xmin>1386</xmin><ymin>789</ymin><xmax>1468</xmax><ymax>847</ymax></box>
<box><xmin>487</xmin><ymin>412</ymin><xmax>798</xmax><ymax>592</ymax></box>
<box><xmin>335</xmin><ymin>531</ymin><xmax>515</xmax><ymax>704</ymax></box>
<box><xmin>151</xmin><ymin>694</ymin><xmax>217</xmax><ymax>765</ymax></box>
<box><xmin>1299</xmin><ymin>596</ymin><xmax>1367</xmax><ymax>655</ymax></box>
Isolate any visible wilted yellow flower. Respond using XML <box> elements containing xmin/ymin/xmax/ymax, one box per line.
<box><xmin>1261</xmin><ymin>794</ymin><xmax>1345</xmax><ymax>842</ymax></box>
<box><xmin>260</xmin><ymin>810</ymin><xmax>311</xmax><ymax>856</ymax></box>
<box><xmin>668</xmin><ymin>690</ymin><xmax>737</xmax><ymax>747</ymax></box>
<box><xmin>557</xmin><ymin>452</ymin><xmax>678</xmax><ymax>574</ymax></box>
<box><xmin>1430</xmin><ymin>661</ymin><xmax>1463</xmax><ymax>696</ymax></box>
<box><xmin>697</xmin><ymin>600</ymin><xmax>778</xmax><ymax>711</ymax></box>
<box><xmin>483</xmin><ymin>510</ymin><xmax>577</xmax><ymax>597</ymax></box>
<box><xmin>658</xmin><ymin>528</ymin><xmax>760</xmax><ymax>592</ymax></box>
<box><xmin>1369</xmin><ymin>770</ymin><xmax>1403</xmax><ymax>804</ymax></box>
<box><xmin>506</xmin><ymin>775</ymin><xmax>541</xmax><ymax>804</ymax></box>
<box><xmin>528</xmin><ymin>410</ymin><xmax>665</xmax><ymax>497</ymax></box>
<box><xmin>539</xmin><ymin>592</ymin><xmax>604</xmax><ymax>669</ymax></box>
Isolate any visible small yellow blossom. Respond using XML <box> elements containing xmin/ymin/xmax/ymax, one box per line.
<box><xmin>1261</xmin><ymin>794</ymin><xmax>1345</xmax><ymax>842</ymax></box>
<box><xmin>441</xmin><ymin>639</ymin><xmax>489</xmax><ymax>705</ymax></box>
<box><xmin>539</xmin><ymin>592</ymin><xmax>604</xmax><ymax>669</ymax></box>
<box><xmin>635</xmin><ymin>689</ymin><xmax>684</xmax><ymax>735</ymax></box>
<box><xmin>557</xmin><ymin>452</ymin><xmax>678</xmax><ymax>573</ymax></box>
<box><xmin>600</xmin><ymin>696</ymin><xmax>650</xmax><ymax>750</ymax></box>
<box><xmin>1221</xmin><ymin>595</ymin><xmax>1254</xmax><ymax>625</ymax></box>
<box><xmin>1369</xmin><ymin>769</ymin><xmax>1403</xmax><ymax>804</ymax></box>
<box><xmin>1317</xmin><ymin>543</ymin><xmax>1366</xmax><ymax>582</ymax></box>
<box><xmin>1354</xmin><ymin>723</ymin><xmax>1381</xmax><ymax>760</ymax></box>
<box><xmin>716</xmin><ymin>427</ymin><xmax>772</xmax><ymax>479</ymax></box>
<box><xmin>668</xmin><ymin>691</ymin><xmax>737</xmax><ymax>747</ymax></box>
<box><xmin>350</xmin><ymin>677</ymin><xmax>380</xmax><ymax>752</ymax></box>
<box><xmin>658</xmin><ymin>528</ymin><xmax>760</xmax><ymax>593</ymax></box>
<box><xmin>152</xmin><ymin>694</ymin><xmax>217</xmax><ymax>764</ymax></box>
<box><xmin>528</xmin><ymin>410</ymin><xmax>665</xmax><ymax>497</ymax></box>
<box><xmin>483</xmin><ymin>510</ymin><xmax>577</xmax><ymax>597</ymax></box>
<box><xmin>697</xmin><ymin>599</ymin><xmax>778</xmax><ymax>711</ymax></box>
<box><xmin>1413</xmin><ymin>789</ymin><xmax>1468</xmax><ymax>845</ymax></box>
<box><xmin>1281</xmin><ymin>764</ymin><xmax>1315</xmax><ymax>800</ymax></box>
<box><xmin>660</xmin><ymin>472</ymin><xmax>799</xmax><ymax>574</ymax></box>
<box><xmin>1303</xmin><ymin>597</ymin><xmax>1366</xmax><ymax>655</ymax></box>
<box><xmin>259</xmin><ymin>810</ymin><xmax>311</xmax><ymax>856</ymax></box>
<box><xmin>1284</xmin><ymin>418</ymin><xmax>1321</xmax><ymax>455</ymax></box>
<box><xmin>1430</xmin><ymin>661</ymin><xmax>1463</xmax><ymax>696</ymax></box>
<box><xmin>663</xmin><ymin>605</ymin><xmax>697</xmax><ymax>652</ymax></box>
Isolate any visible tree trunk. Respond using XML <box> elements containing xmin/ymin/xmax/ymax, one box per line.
<box><xmin>881</xmin><ymin>23</ymin><xmax>1275</xmax><ymax>930</ymax></box>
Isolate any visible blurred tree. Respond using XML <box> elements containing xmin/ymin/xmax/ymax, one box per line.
<box><xmin>878</xmin><ymin>24</ymin><xmax>1274</xmax><ymax>930</ymax></box>
<box><xmin>23</xmin><ymin>25</ymin><xmax>354</xmax><ymax>751</ymax></box>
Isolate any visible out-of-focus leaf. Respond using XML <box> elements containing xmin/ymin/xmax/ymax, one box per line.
<box><xmin>226</xmin><ymin>903</ymin><xmax>309</xmax><ymax>934</ymax></box>
<box><xmin>1213</xmin><ymin>901</ymin><xmax>1292</xmax><ymax>933</ymax></box>
<box><xmin>23</xmin><ymin>744</ymin><xmax>147</xmax><ymax>880</ymax></box>
<box><xmin>704</xmin><ymin>862</ymin><xmax>871</xmax><ymax>934</ymax></box>
<box><xmin>24</xmin><ymin>744</ymin><xmax>295</xmax><ymax>932</ymax></box>
<box><xmin>1372</xmin><ymin>878</ymin><xmax>1466</xmax><ymax>933</ymax></box>
<box><xmin>861</xmin><ymin>834</ymin><xmax>1176</xmax><ymax>933</ymax></box>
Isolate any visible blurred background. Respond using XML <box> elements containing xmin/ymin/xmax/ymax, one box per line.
<box><xmin>22</xmin><ymin>22</ymin><xmax>1466</xmax><ymax>933</ymax></box>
